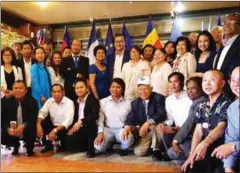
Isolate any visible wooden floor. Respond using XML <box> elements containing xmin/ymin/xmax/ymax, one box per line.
<box><xmin>1</xmin><ymin>150</ymin><xmax>180</xmax><ymax>172</ymax></box>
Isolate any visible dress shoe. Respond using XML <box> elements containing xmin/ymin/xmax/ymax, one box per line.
<box><xmin>152</xmin><ymin>150</ymin><xmax>162</xmax><ymax>161</ymax></box>
<box><xmin>26</xmin><ymin>150</ymin><xmax>34</xmax><ymax>156</ymax></box>
<box><xmin>119</xmin><ymin>149</ymin><xmax>128</xmax><ymax>156</ymax></box>
<box><xmin>86</xmin><ymin>150</ymin><xmax>95</xmax><ymax>158</ymax></box>
<box><xmin>161</xmin><ymin>152</ymin><xmax>171</xmax><ymax>161</ymax></box>
<box><xmin>41</xmin><ymin>144</ymin><xmax>53</xmax><ymax>153</ymax></box>
<box><xmin>12</xmin><ymin>147</ymin><xmax>19</xmax><ymax>155</ymax></box>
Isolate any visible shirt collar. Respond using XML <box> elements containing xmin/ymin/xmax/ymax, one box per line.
<box><xmin>77</xmin><ymin>94</ymin><xmax>88</xmax><ymax>104</ymax></box>
<box><xmin>23</xmin><ymin>57</ymin><xmax>32</xmax><ymax>64</ymax></box>
<box><xmin>115</xmin><ymin>49</ymin><xmax>124</xmax><ymax>56</ymax></box>
<box><xmin>108</xmin><ymin>95</ymin><xmax>124</xmax><ymax>103</ymax></box>
<box><xmin>223</xmin><ymin>34</ymin><xmax>239</xmax><ymax>46</ymax></box>
<box><xmin>173</xmin><ymin>91</ymin><xmax>186</xmax><ymax>100</ymax></box>
<box><xmin>52</xmin><ymin>96</ymin><xmax>66</xmax><ymax>105</ymax></box>
<box><xmin>72</xmin><ymin>53</ymin><xmax>81</xmax><ymax>58</ymax></box>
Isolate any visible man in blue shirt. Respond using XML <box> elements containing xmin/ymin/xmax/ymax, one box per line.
<box><xmin>212</xmin><ymin>66</ymin><xmax>240</xmax><ymax>172</ymax></box>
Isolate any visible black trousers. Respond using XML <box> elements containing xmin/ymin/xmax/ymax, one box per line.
<box><xmin>41</xmin><ymin>116</ymin><xmax>67</xmax><ymax>148</ymax></box>
<box><xmin>65</xmin><ymin>123</ymin><xmax>97</xmax><ymax>153</ymax></box>
<box><xmin>185</xmin><ymin>144</ymin><xmax>224</xmax><ymax>173</ymax></box>
<box><xmin>1</xmin><ymin>125</ymin><xmax>36</xmax><ymax>151</ymax></box>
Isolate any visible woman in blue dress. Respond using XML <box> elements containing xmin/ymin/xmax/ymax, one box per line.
<box><xmin>190</xmin><ymin>30</ymin><xmax>217</xmax><ymax>78</ymax></box>
<box><xmin>89</xmin><ymin>45</ymin><xmax>110</xmax><ymax>100</ymax></box>
<box><xmin>31</xmin><ymin>47</ymin><xmax>51</xmax><ymax>108</ymax></box>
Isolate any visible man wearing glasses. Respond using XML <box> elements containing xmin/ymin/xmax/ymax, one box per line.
<box><xmin>214</xmin><ymin>13</ymin><xmax>240</xmax><ymax>100</ymax></box>
<box><xmin>106</xmin><ymin>34</ymin><xmax>130</xmax><ymax>80</ymax></box>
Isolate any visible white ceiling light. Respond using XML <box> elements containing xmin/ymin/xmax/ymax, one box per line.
<box><xmin>175</xmin><ymin>2</ymin><xmax>184</xmax><ymax>13</ymax></box>
<box><xmin>37</xmin><ymin>2</ymin><xmax>49</xmax><ymax>8</ymax></box>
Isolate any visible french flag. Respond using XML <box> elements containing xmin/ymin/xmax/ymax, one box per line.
<box><xmin>61</xmin><ymin>26</ymin><xmax>71</xmax><ymax>52</ymax></box>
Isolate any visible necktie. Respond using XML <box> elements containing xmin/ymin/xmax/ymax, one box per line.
<box><xmin>74</xmin><ymin>56</ymin><xmax>78</xmax><ymax>68</ymax></box>
<box><xmin>17</xmin><ymin>102</ymin><xmax>23</xmax><ymax>127</ymax></box>
<box><xmin>143</xmin><ymin>101</ymin><xmax>148</xmax><ymax>119</ymax></box>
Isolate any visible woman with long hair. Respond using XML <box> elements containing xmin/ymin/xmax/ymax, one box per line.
<box><xmin>164</xmin><ymin>41</ymin><xmax>177</xmax><ymax>67</ymax></box>
<box><xmin>1</xmin><ymin>47</ymin><xmax>23</xmax><ymax>98</ymax></box>
<box><xmin>48</xmin><ymin>51</ymin><xmax>64</xmax><ymax>86</ymax></box>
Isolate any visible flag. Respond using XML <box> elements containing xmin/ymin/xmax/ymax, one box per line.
<box><xmin>143</xmin><ymin>18</ymin><xmax>163</xmax><ymax>48</ymax></box>
<box><xmin>37</xmin><ymin>29</ymin><xmax>46</xmax><ymax>45</ymax></box>
<box><xmin>122</xmin><ymin>22</ymin><xmax>133</xmax><ymax>51</ymax></box>
<box><xmin>217</xmin><ymin>15</ymin><xmax>222</xmax><ymax>26</ymax></box>
<box><xmin>201</xmin><ymin>20</ymin><xmax>204</xmax><ymax>31</ymax></box>
<box><xmin>169</xmin><ymin>18</ymin><xmax>183</xmax><ymax>42</ymax></box>
<box><xmin>105</xmin><ymin>22</ymin><xmax>114</xmax><ymax>56</ymax></box>
<box><xmin>208</xmin><ymin>16</ymin><xmax>212</xmax><ymax>32</ymax></box>
<box><xmin>61</xmin><ymin>26</ymin><xmax>71</xmax><ymax>52</ymax></box>
<box><xmin>86</xmin><ymin>21</ymin><xmax>99</xmax><ymax>65</ymax></box>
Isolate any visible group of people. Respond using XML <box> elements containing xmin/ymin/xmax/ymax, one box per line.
<box><xmin>1</xmin><ymin>13</ymin><xmax>239</xmax><ymax>173</ymax></box>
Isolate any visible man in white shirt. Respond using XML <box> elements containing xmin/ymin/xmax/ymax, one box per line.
<box><xmin>94</xmin><ymin>78</ymin><xmax>134</xmax><ymax>156</ymax></box>
<box><xmin>16</xmin><ymin>40</ymin><xmax>36</xmax><ymax>95</ymax></box>
<box><xmin>106</xmin><ymin>34</ymin><xmax>130</xmax><ymax>80</ymax></box>
<box><xmin>156</xmin><ymin>72</ymin><xmax>193</xmax><ymax>161</ymax></box>
<box><xmin>214</xmin><ymin>13</ymin><xmax>240</xmax><ymax>100</ymax></box>
<box><xmin>36</xmin><ymin>84</ymin><xmax>74</xmax><ymax>153</ymax></box>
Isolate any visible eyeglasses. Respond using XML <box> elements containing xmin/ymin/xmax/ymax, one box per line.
<box><xmin>223</xmin><ymin>20</ymin><xmax>239</xmax><ymax>26</ymax></box>
<box><xmin>228</xmin><ymin>78</ymin><xmax>240</xmax><ymax>85</ymax></box>
<box><xmin>114</xmin><ymin>40</ymin><xmax>124</xmax><ymax>44</ymax></box>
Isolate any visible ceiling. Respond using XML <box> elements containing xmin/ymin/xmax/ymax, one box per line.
<box><xmin>1</xmin><ymin>1</ymin><xmax>240</xmax><ymax>25</ymax></box>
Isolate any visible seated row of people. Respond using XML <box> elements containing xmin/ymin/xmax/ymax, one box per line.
<box><xmin>1</xmin><ymin>66</ymin><xmax>239</xmax><ymax>173</ymax></box>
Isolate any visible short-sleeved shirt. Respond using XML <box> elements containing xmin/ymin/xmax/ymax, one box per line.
<box><xmin>195</xmin><ymin>93</ymin><xmax>231</xmax><ymax>137</ymax></box>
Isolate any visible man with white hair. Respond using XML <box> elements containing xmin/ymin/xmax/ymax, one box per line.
<box><xmin>121</xmin><ymin>76</ymin><xmax>166</xmax><ymax>159</ymax></box>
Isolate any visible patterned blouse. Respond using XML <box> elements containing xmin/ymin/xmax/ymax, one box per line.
<box><xmin>195</xmin><ymin>93</ymin><xmax>231</xmax><ymax>137</ymax></box>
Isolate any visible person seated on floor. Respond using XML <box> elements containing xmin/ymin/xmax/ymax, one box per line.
<box><xmin>167</xmin><ymin>77</ymin><xmax>206</xmax><ymax>164</ymax></box>
<box><xmin>181</xmin><ymin>69</ymin><xmax>231</xmax><ymax>173</ymax></box>
<box><xmin>212</xmin><ymin>66</ymin><xmax>240</xmax><ymax>173</ymax></box>
<box><xmin>65</xmin><ymin>79</ymin><xmax>100</xmax><ymax>158</ymax></box>
<box><xmin>121</xmin><ymin>76</ymin><xmax>166</xmax><ymax>159</ymax></box>
<box><xmin>36</xmin><ymin>84</ymin><xmax>74</xmax><ymax>153</ymax></box>
<box><xmin>155</xmin><ymin>72</ymin><xmax>193</xmax><ymax>161</ymax></box>
<box><xmin>1</xmin><ymin>80</ymin><xmax>38</xmax><ymax>156</ymax></box>
<box><xmin>94</xmin><ymin>78</ymin><xmax>134</xmax><ymax>156</ymax></box>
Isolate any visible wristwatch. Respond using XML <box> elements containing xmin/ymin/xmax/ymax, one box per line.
<box><xmin>233</xmin><ymin>144</ymin><xmax>237</xmax><ymax>152</ymax></box>
<box><xmin>53</xmin><ymin>128</ymin><xmax>57</xmax><ymax>133</ymax></box>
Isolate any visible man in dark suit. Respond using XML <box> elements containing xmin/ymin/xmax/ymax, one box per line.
<box><xmin>1</xmin><ymin>80</ymin><xmax>38</xmax><ymax>156</ymax></box>
<box><xmin>122</xmin><ymin>76</ymin><xmax>166</xmax><ymax>158</ymax></box>
<box><xmin>106</xmin><ymin>34</ymin><xmax>130</xmax><ymax>80</ymax></box>
<box><xmin>214</xmin><ymin>13</ymin><xmax>240</xmax><ymax>100</ymax></box>
<box><xmin>65</xmin><ymin>79</ymin><xmax>99</xmax><ymax>158</ymax></box>
<box><xmin>16</xmin><ymin>40</ymin><xmax>36</xmax><ymax>95</ymax></box>
<box><xmin>60</xmin><ymin>39</ymin><xmax>89</xmax><ymax>101</ymax></box>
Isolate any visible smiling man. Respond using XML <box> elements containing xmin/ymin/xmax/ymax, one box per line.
<box><xmin>1</xmin><ymin>80</ymin><xmax>38</xmax><ymax>156</ymax></box>
<box><xmin>122</xmin><ymin>76</ymin><xmax>166</xmax><ymax>158</ymax></box>
<box><xmin>37</xmin><ymin>84</ymin><xmax>74</xmax><ymax>153</ymax></box>
<box><xmin>182</xmin><ymin>69</ymin><xmax>231</xmax><ymax>172</ymax></box>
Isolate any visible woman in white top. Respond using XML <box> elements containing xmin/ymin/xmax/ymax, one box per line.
<box><xmin>172</xmin><ymin>37</ymin><xmax>197</xmax><ymax>80</ymax></box>
<box><xmin>1</xmin><ymin>47</ymin><xmax>23</xmax><ymax>97</ymax></box>
<box><xmin>122</xmin><ymin>45</ymin><xmax>151</xmax><ymax>101</ymax></box>
<box><xmin>151</xmin><ymin>48</ymin><xmax>172</xmax><ymax>97</ymax></box>
<box><xmin>48</xmin><ymin>51</ymin><xmax>64</xmax><ymax>86</ymax></box>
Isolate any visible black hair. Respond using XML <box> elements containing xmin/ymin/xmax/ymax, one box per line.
<box><xmin>13</xmin><ymin>80</ymin><xmax>27</xmax><ymax>89</ymax></box>
<box><xmin>75</xmin><ymin>79</ymin><xmax>88</xmax><ymax>88</ymax></box>
<box><xmin>186</xmin><ymin>77</ymin><xmax>203</xmax><ymax>91</ymax></box>
<box><xmin>114</xmin><ymin>34</ymin><xmax>125</xmax><ymax>42</ymax></box>
<box><xmin>12</xmin><ymin>42</ymin><xmax>22</xmax><ymax>49</ymax></box>
<box><xmin>34</xmin><ymin>46</ymin><xmax>46</xmax><ymax>55</ymax></box>
<box><xmin>51</xmin><ymin>83</ymin><xmax>64</xmax><ymax>91</ymax></box>
<box><xmin>141</xmin><ymin>44</ymin><xmax>156</xmax><ymax>61</ymax></box>
<box><xmin>111</xmin><ymin>78</ymin><xmax>126</xmax><ymax>97</ymax></box>
<box><xmin>93</xmin><ymin>45</ymin><xmax>107</xmax><ymax>57</ymax></box>
<box><xmin>22</xmin><ymin>40</ymin><xmax>33</xmax><ymax>50</ymax></box>
<box><xmin>175</xmin><ymin>36</ymin><xmax>192</xmax><ymax>53</ymax></box>
<box><xmin>195</xmin><ymin>30</ymin><xmax>216</xmax><ymax>59</ymax></box>
<box><xmin>1</xmin><ymin>47</ymin><xmax>17</xmax><ymax>66</ymax></box>
<box><xmin>50</xmin><ymin>51</ymin><xmax>63</xmax><ymax>76</ymax></box>
<box><xmin>130</xmin><ymin>45</ymin><xmax>141</xmax><ymax>54</ymax></box>
<box><xmin>164</xmin><ymin>41</ymin><xmax>177</xmax><ymax>58</ymax></box>
<box><xmin>168</xmin><ymin>72</ymin><xmax>185</xmax><ymax>90</ymax></box>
